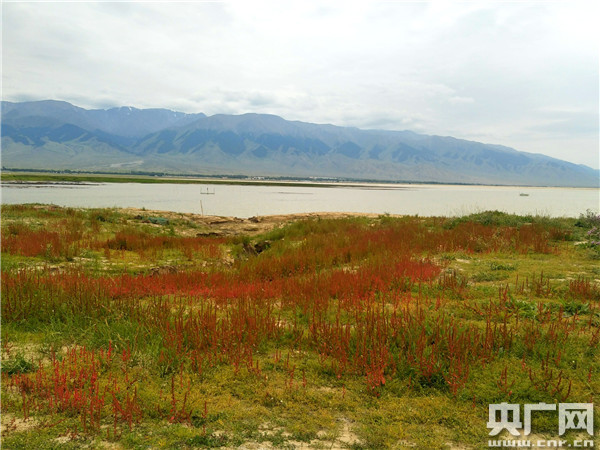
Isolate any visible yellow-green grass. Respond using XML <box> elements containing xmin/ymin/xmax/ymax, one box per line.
<box><xmin>1</xmin><ymin>205</ymin><xmax>599</xmax><ymax>449</ymax></box>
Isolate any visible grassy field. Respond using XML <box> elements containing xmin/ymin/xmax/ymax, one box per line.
<box><xmin>1</xmin><ymin>205</ymin><xmax>599</xmax><ymax>449</ymax></box>
<box><xmin>0</xmin><ymin>170</ymin><xmax>501</xmax><ymax>188</ymax></box>
<box><xmin>0</xmin><ymin>171</ymin><xmax>364</xmax><ymax>188</ymax></box>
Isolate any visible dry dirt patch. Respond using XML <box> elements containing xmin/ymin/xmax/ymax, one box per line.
<box><xmin>121</xmin><ymin>208</ymin><xmax>394</xmax><ymax>237</ymax></box>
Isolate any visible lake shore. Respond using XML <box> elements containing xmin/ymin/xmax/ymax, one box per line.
<box><xmin>2</xmin><ymin>176</ymin><xmax>598</xmax><ymax>218</ymax></box>
<box><xmin>5</xmin><ymin>170</ymin><xmax>596</xmax><ymax>189</ymax></box>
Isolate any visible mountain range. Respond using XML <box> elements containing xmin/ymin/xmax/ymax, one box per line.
<box><xmin>1</xmin><ymin>100</ymin><xmax>598</xmax><ymax>187</ymax></box>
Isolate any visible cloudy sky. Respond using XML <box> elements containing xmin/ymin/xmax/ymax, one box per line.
<box><xmin>2</xmin><ymin>1</ymin><xmax>599</xmax><ymax>168</ymax></box>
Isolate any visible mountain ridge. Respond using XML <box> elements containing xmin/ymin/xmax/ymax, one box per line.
<box><xmin>1</xmin><ymin>100</ymin><xmax>598</xmax><ymax>187</ymax></box>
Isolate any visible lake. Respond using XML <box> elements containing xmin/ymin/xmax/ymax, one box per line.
<box><xmin>1</xmin><ymin>182</ymin><xmax>598</xmax><ymax>218</ymax></box>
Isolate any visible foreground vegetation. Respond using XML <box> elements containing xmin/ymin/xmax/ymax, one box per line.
<box><xmin>1</xmin><ymin>205</ymin><xmax>599</xmax><ymax>449</ymax></box>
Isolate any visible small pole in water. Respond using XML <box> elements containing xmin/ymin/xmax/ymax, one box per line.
<box><xmin>200</xmin><ymin>200</ymin><xmax>204</xmax><ymax>216</ymax></box>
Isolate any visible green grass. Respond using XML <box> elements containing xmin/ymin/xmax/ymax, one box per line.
<box><xmin>2</xmin><ymin>171</ymin><xmax>370</xmax><ymax>189</ymax></box>
<box><xmin>2</xmin><ymin>205</ymin><xmax>599</xmax><ymax>448</ymax></box>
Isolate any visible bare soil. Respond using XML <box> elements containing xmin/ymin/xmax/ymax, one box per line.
<box><xmin>121</xmin><ymin>208</ymin><xmax>394</xmax><ymax>236</ymax></box>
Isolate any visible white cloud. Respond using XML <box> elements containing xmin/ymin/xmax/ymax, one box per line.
<box><xmin>449</xmin><ymin>96</ymin><xmax>475</xmax><ymax>104</ymax></box>
<box><xmin>2</xmin><ymin>1</ymin><xmax>598</xmax><ymax>168</ymax></box>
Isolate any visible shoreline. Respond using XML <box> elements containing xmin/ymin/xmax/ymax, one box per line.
<box><xmin>2</xmin><ymin>171</ymin><xmax>598</xmax><ymax>190</ymax></box>
<box><xmin>1</xmin><ymin>204</ymin><xmax>589</xmax><ymax>237</ymax></box>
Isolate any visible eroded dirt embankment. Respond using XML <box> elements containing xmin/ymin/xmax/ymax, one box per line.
<box><xmin>121</xmin><ymin>207</ymin><xmax>395</xmax><ymax>236</ymax></box>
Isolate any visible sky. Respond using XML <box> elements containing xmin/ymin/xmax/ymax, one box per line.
<box><xmin>2</xmin><ymin>1</ymin><xmax>599</xmax><ymax>169</ymax></box>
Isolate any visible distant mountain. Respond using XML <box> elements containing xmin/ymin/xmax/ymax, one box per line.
<box><xmin>1</xmin><ymin>100</ymin><xmax>205</xmax><ymax>140</ymax></box>
<box><xmin>1</xmin><ymin>100</ymin><xmax>598</xmax><ymax>187</ymax></box>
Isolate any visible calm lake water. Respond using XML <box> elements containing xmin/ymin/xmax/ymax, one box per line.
<box><xmin>1</xmin><ymin>182</ymin><xmax>598</xmax><ymax>218</ymax></box>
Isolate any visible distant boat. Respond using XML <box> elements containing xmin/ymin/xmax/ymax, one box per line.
<box><xmin>200</xmin><ymin>187</ymin><xmax>215</xmax><ymax>195</ymax></box>
<box><xmin>519</xmin><ymin>193</ymin><xmax>529</xmax><ymax>196</ymax></box>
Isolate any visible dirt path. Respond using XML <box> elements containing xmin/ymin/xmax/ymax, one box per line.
<box><xmin>121</xmin><ymin>207</ymin><xmax>395</xmax><ymax>236</ymax></box>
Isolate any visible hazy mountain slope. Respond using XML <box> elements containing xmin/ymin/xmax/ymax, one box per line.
<box><xmin>1</xmin><ymin>100</ymin><xmax>205</xmax><ymax>138</ymax></box>
<box><xmin>1</xmin><ymin>100</ymin><xmax>598</xmax><ymax>187</ymax></box>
